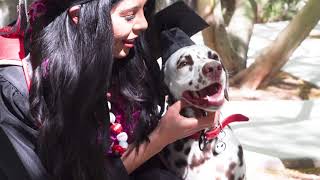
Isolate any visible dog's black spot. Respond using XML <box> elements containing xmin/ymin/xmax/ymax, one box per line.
<box><xmin>174</xmin><ymin>159</ymin><xmax>188</xmax><ymax>168</ymax></box>
<box><xmin>189</xmin><ymin>66</ymin><xmax>193</xmax><ymax>71</ymax></box>
<box><xmin>238</xmin><ymin>174</ymin><xmax>245</xmax><ymax>180</ymax></box>
<box><xmin>177</xmin><ymin>55</ymin><xmax>194</xmax><ymax>69</ymax></box>
<box><xmin>181</xmin><ymin>138</ymin><xmax>190</xmax><ymax>144</ymax></box>
<box><xmin>184</xmin><ymin>146</ymin><xmax>191</xmax><ymax>155</ymax></box>
<box><xmin>195</xmin><ymin>85</ymin><xmax>199</xmax><ymax>90</ymax></box>
<box><xmin>162</xmin><ymin>147</ymin><xmax>171</xmax><ymax>158</ymax></box>
<box><xmin>198</xmin><ymin>75</ymin><xmax>203</xmax><ymax>83</ymax></box>
<box><xmin>202</xmin><ymin>80</ymin><xmax>206</xmax><ymax>85</ymax></box>
<box><xmin>226</xmin><ymin>162</ymin><xmax>237</xmax><ymax>180</ymax></box>
<box><xmin>174</xmin><ymin>140</ymin><xmax>184</xmax><ymax>152</ymax></box>
<box><xmin>238</xmin><ymin>145</ymin><xmax>244</xmax><ymax>166</ymax></box>
<box><xmin>185</xmin><ymin>55</ymin><xmax>194</xmax><ymax>65</ymax></box>
<box><xmin>189</xmin><ymin>81</ymin><xmax>193</xmax><ymax>86</ymax></box>
<box><xmin>228</xmin><ymin>174</ymin><xmax>235</xmax><ymax>180</ymax></box>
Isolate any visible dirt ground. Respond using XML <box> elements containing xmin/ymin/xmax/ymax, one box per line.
<box><xmin>229</xmin><ymin>71</ymin><xmax>320</xmax><ymax>101</ymax></box>
<box><xmin>260</xmin><ymin>168</ymin><xmax>320</xmax><ymax>180</ymax></box>
<box><xmin>229</xmin><ymin>72</ymin><xmax>320</xmax><ymax>179</ymax></box>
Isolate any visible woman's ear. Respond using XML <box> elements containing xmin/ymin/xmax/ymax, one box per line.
<box><xmin>68</xmin><ymin>5</ymin><xmax>80</xmax><ymax>24</ymax></box>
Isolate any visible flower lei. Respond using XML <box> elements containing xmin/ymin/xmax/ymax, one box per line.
<box><xmin>108</xmin><ymin>100</ymin><xmax>129</xmax><ymax>155</ymax></box>
<box><xmin>106</xmin><ymin>93</ymin><xmax>141</xmax><ymax>156</ymax></box>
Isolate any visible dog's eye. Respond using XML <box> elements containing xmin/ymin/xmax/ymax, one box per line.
<box><xmin>177</xmin><ymin>61</ymin><xmax>189</xmax><ymax>69</ymax></box>
<box><xmin>177</xmin><ymin>55</ymin><xmax>194</xmax><ymax>69</ymax></box>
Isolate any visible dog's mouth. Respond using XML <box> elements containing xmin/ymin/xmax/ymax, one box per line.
<box><xmin>182</xmin><ymin>82</ymin><xmax>224</xmax><ymax>111</ymax></box>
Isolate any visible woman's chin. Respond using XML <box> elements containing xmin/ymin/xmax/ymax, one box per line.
<box><xmin>114</xmin><ymin>48</ymin><xmax>130</xmax><ymax>59</ymax></box>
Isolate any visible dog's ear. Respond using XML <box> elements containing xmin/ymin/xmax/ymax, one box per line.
<box><xmin>222</xmin><ymin>63</ymin><xmax>229</xmax><ymax>101</ymax></box>
<box><xmin>224</xmin><ymin>87</ymin><xmax>229</xmax><ymax>101</ymax></box>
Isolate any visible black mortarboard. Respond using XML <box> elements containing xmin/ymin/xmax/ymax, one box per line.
<box><xmin>145</xmin><ymin>1</ymin><xmax>209</xmax><ymax>61</ymax></box>
<box><xmin>160</xmin><ymin>27</ymin><xmax>195</xmax><ymax>62</ymax></box>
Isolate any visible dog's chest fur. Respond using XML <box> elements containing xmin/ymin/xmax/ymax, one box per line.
<box><xmin>160</xmin><ymin>114</ymin><xmax>246</xmax><ymax>180</ymax></box>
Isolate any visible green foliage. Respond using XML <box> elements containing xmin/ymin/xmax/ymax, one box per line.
<box><xmin>260</xmin><ymin>0</ymin><xmax>304</xmax><ymax>22</ymax></box>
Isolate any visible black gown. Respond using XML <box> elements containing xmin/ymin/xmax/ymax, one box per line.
<box><xmin>0</xmin><ymin>57</ymin><xmax>132</xmax><ymax>180</ymax></box>
<box><xmin>0</xmin><ymin>62</ymin><xmax>48</xmax><ymax>180</ymax></box>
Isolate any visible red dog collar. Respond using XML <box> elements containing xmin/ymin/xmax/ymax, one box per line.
<box><xmin>189</xmin><ymin>112</ymin><xmax>249</xmax><ymax>150</ymax></box>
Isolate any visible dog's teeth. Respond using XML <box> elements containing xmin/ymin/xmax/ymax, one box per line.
<box><xmin>206</xmin><ymin>95</ymin><xmax>210</xmax><ymax>100</ymax></box>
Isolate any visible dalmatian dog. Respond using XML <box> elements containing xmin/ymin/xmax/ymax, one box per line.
<box><xmin>160</xmin><ymin>44</ymin><xmax>246</xmax><ymax>180</ymax></box>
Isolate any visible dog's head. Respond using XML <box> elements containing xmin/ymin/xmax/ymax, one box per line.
<box><xmin>163</xmin><ymin>45</ymin><xmax>228</xmax><ymax>112</ymax></box>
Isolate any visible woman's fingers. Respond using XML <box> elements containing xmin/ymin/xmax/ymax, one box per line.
<box><xmin>184</xmin><ymin>111</ymin><xmax>216</xmax><ymax>131</ymax></box>
<box><xmin>170</xmin><ymin>100</ymin><xmax>216</xmax><ymax>128</ymax></box>
<box><xmin>162</xmin><ymin>101</ymin><xmax>219</xmax><ymax>142</ymax></box>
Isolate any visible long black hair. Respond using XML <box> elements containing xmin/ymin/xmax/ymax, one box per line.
<box><xmin>110</xmin><ymin>0</ymin><xmax>165</xmax><ymax>150</ymax></box>
<box><xmin>29</xmin><ymin>0</ymin><xmax>122</xmax><ymax>179</ymax></box>
<box><xmin>29</xmin><ymin>0</ymin><xmax>161</xmax><ymax>179</ymax></box>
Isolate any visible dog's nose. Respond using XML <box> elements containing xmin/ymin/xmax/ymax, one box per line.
<box><xmin>202</xmin><ymin>62</ymin><xmax>222</xmax><ymax>78</ymax></box>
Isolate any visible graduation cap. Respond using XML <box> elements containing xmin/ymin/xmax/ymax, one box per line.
<box><xmin>160</xmin><ymin>27</ymin><xmax>195</xmax><ymax>63</ymax></box>
<box><xmin>145</xmin><ymin>1</ymin><xmax>208</xmax><ymax>61</ymax></box>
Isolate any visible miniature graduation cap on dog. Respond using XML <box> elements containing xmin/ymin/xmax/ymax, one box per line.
<box><xmin>160</xmin><ymin>27</ymin><xmax>195</xmax><ymax>63</ymax></box>
<box><xmin>145</xmin><ymin>1</ymin><xmax>209</xmax><ymax>61</ymax></box>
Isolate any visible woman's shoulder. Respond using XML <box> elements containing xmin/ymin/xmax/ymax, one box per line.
<box><xmin>0</xmin><ymin>64</ymin><xmax>48</xmax><ymax>180</ymax></box>
<box><xmin>0</xmin><ymin>62</ymin><xmax>38</xmax><ymax>132</ymax></box>
<box><xmin>0</xmin><ymin>66</ymin><xmax>28</xmax><ymax>96</ymax></box>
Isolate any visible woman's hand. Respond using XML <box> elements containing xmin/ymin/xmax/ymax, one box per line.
<box><xmin>156</xmin><ymin>100</ymin><xmax>216</xmax><ymax>147</ymax></box>
<box><xmin>121</xmin><ymin>100</ymin><xmax>215</xmax><ymax>174</ymax></box>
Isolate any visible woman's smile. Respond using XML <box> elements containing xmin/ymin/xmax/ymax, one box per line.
<box><xmin>122</xmin><ymin>39</ymin><xmax>135</xmax><ymax>48</ymax></box>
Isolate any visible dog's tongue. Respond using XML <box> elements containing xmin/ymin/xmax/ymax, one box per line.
<box><xmin>183</xmin><ymin>83</ymin><xmax>224</xmax><ymax>108</ymax></box>
<box><xmin>205</xmin><ymin>95</ymin><xmax>224</xmax><ymax>106</ymax></box>
<box><xmin>199</xmin><ymin>95</ymin><xmax>224</xmax><ymax>107</ymax></box>
<box><xmin>199</xmin><ymin>83</ymin><xmax>224</xmax><ymax>107</ymax></box>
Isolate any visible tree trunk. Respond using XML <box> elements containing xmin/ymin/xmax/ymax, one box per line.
<box><xmin>230</xmin><ymin>0</ymin><xmax>320</xmax><ymax>89</ymax></box>
<box><xmin>0</xmin><ymin>0</ymin><xmax>33</xmax><ymax>27</ymax></box>
<box><xmin>155</xmin><ymin>0</ymin><xmax>195</xmax><ymax>12</ymax></box>
<box><xmin>201</xmin><ymin>0</ymin><xmax>254</xmax><ymax>76</ymax></box>
<box><xmin>227</xmin><ymin>0</ymin><xmax>256</xmax><ymax>66</ymax></box>
<box><xmin>0</xmin><ymin>0</ymin><xmax>19</xmax><ymax>27</ymax></box>
<box><xmin>155</xmin><ymin>0</ymin><xmax>180</xmax><ymax>12</ymax></box>
<box><xmin>197</xmin><ymin>0</ymin><xmax>216</xmax><ymax>50</ymax></box>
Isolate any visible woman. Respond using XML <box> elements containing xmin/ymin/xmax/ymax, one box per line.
<box><xmin>28</xmin><ymin>0</ymin><xmax>215</xmax><ymax>179</ymax></box>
